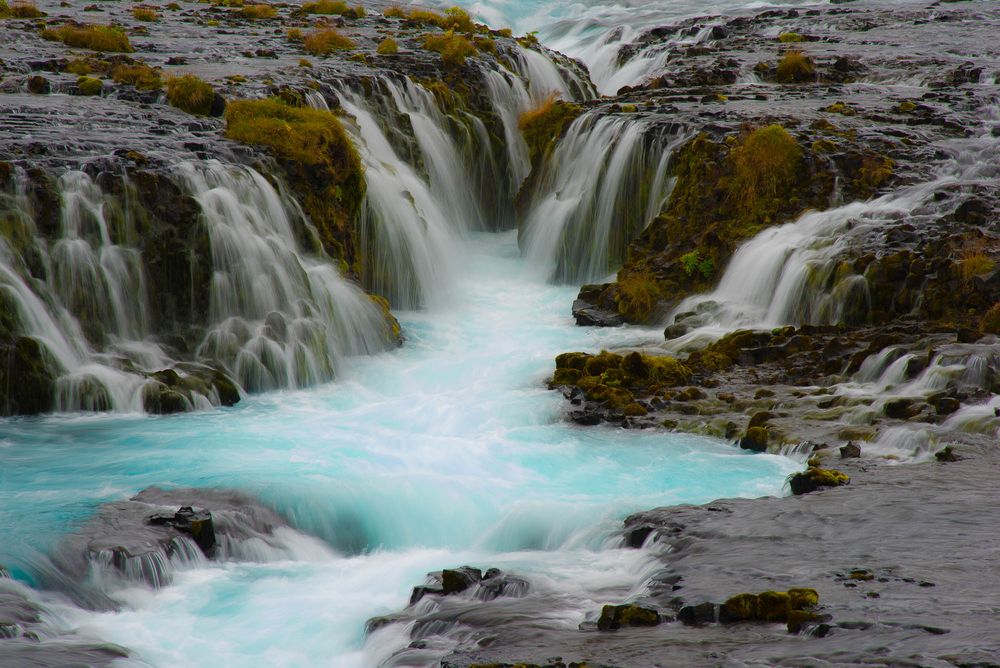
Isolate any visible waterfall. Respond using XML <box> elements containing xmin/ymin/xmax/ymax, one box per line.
<box><xmin>663</xmin><ymin>177</ymin><xmax>959</xmax><ymax>349</ymax></box>
<box><xmin>182</xmin><ymin>162</ymin><xmax>397</xmax><ymax>393</ymax></box>
<box><xmin>0</xmin><ymin>161</ymin><xmax>396</xmax><ymax>413</ymax></box>
<box><xmin>519</xmin><ymin>112</ymin><xmax>686</xmax><ymax>283</ymax></box>
<box><xmin>328</xmin><ymin>68</ymin><xmax>574</xmax><ymax>307</ymax></box>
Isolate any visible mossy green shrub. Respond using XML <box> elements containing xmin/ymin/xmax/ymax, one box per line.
<box><xmin>111</xmin><ymin>62</ymin><xmax>162</xmax><ymax>89</ymax></box>
<box><xmin>421</xmin><ymin>30</ymin><xmax>477</xmax><ymax>67</ymax></box>
<box><xmin>823</xmin><ymin>101</ymin><xmax>856</xmax><ymax>116</ymax></box>
<box><xmin>166</xmin><ymin>74</ymin><xmax>216</xmax><ymax>115</ymax></box>
<box><xmin>76</xmin><ymin>75</ymin><xmax>102</xmax><ymax>95</ymax></box>
<box><xmin>775</xmin><ymin>48</ymin><xmax>815</xmax><ymax>83</ymax></box>
<box><xmin>517</xmin><ymin>94</ymin><xmax>583</xmax><ymax>163</ymax></box>
<box><xmin>224</xmin><ymin>97</ymin><xmax>365</xmax><ymax>268</ymax></box>
<box><xmin>303</xmin><ymin>28</ymin><xmax>355</xmax><ymax>55</ymax></box>
<box><xmin>41</xmin><ymin>24</ymin><xmax>133</xmax><ymax>52</ymax></box>
<box><xmin>788</xmin><ymin>467</ymin><xmax>849</xmax><ymax>495</ymax></box>
<box><xmin>376</xmin><ymin>36</ymin><xmax>398</xmax><ymax>54</ymax></box>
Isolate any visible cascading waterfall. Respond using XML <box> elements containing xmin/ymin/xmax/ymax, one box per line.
<box><xmin>182</xmin><ymin>161</ymin><xmax>397</xmax><ymax>392</ymax></box>
<box><xmin>0</xmin><ymin>161</ymin><xmax>396</xmax><ymax>413</ymax></box>
<box><xmin>326</xmin><ymin>61</ymin><xmax>582</xmax><ymax>307</ymax></box>
<box><xmin>663</xmin><ymin>173</ymin><xmax>977</xmax><ymax>350</ymax></box>
<box><xmin>519</xmin><ymin>111</ymin><xmax>686</xmax><ymax>283</ymax></box>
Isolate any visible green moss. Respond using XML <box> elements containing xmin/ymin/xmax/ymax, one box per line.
<box><xmin>721</xmin><ymin>588</ymin><xmax>819</xmax><ymax>624</ymax></box>
<box><xmin>387</xmin><ymin>5</ymin><xmax>476</xmax><ymax>33</ymax></box>
<box><xmin>41</xmin><ymin>24</ymin><xmax>132</xmax><ymax>52</ymax></box>
<box><xmin>811</xmin><ymin>138</ymin><xmax>836</xmax><ymax>153</ymax></box>
<box><xmin>623</xmin><ymin>402</ymin><xmax>648</xmax><ymax>416</ymax></box>
<box><xmin>550</xmin><ymin>350</ymin><xmax>691</xmax><ymax>402</ymax></box>
<box><xmin>597</xmin><ymin>604</ymin><xmax>660</xmax><ymax>631</ymax></box>
<box><xmin>225</xmin><ymin>97</ymin><xmax>365</xmax><ymax>266</ymax></box>
<box><xmin>76</xmin><ymin>75</ymin><xmax>102</xmax><ymax>95</ymax></box>
<box><xmin>823</xmin><ymin>101</ymin><xmax>857</xmax><ymax>116</ymax></box>
<box><xmin>518</xmin><ymin>95</ymin><xmax>583</xmax><ymax>163</ymax></box>
<box><xmin>896</xmin><ymin>100</ymin><xmax>917</xmax><ymax>113</ymax></box>
<box><xmin>166</xmin><ymin>74</ymin><xmax>216</xmax><ymax>115</ymax></box>
<box><xmin>728</xmin><ymin>124</ymin><xmax>802</xmax><ymax>228</ymax></box>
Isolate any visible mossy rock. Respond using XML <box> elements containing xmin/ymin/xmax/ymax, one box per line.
<box><xmin>0</xmin><ymin>336</ymin><xmax>58</xmax><ymax>415</ymax></box>
<box><xmin>720</xmin><ymin>587</ymin><xmax>819</xmax><ymax>624</ymax></box>
<box><xmin>739</xmin><ymin>426</ymin><xmax>769</xmax><ymax>452</ymax></box>
<box><xmin>789</xmin><ymin>467</ymin><xmax>850</xmax><ymax>495</ymax></box>
<box><xmin>597</xmin><ymin>603</ymin><xmax>660</xmax><ymax>631</ymax></box>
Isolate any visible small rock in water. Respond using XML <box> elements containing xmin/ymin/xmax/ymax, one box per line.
<box><xmin>789</xmin><ymin>468</ymin><xmax>850</xmax><ymax>495</ymax></box>
<box><xmin>840</xmin><ymin>441</ymin><xmax>862</xmax><ymax>459</ymax></box>
<box><xmin>596</xmin><ymin>603</ymin><xmax>660</xmax><ymax>630</ymax></box>
<box><xmin>148</xmin><ymin>506</ymin><xmax>216</xmax><ymax>555</ymax></box>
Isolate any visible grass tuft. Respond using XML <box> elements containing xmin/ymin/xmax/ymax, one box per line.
<box><xmin>165</xmin><ymin>74</ymin><xmax>217</xmax><ymax>115</ymax></box>
<box><xmin>41</xmin><ymin>24</ymin><xmax>133</xmax><ymax>52</ymax></box>
<box><xmin>303</xmin><ymin>27</ymin><xmax>355</xmax><ymax>54</ymax></box>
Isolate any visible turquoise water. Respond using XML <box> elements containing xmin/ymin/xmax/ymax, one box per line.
<box><xmin>0</xmin><ymin>232</ymin><xmax>798</xmax><ymax>666</ymax></box>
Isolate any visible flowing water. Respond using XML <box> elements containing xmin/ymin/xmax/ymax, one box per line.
<box><xmin>0</xmin><ymin>231</ymin><xmax>799</xmax><ymax>666</ymax></box>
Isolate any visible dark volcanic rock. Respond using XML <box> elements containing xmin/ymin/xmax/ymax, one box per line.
<box><xmin>788</xmin><ymin>468</ymin><xmax>850</xmax><ymax>495</ymax></box>
<box><xmin>148</xmin><ymin>506</ymin><xmax>217</xmax><ymax>555</ymax></box>
<box><xmin>596</xmin><ymin>603</ymin><xmax>660</xmax><ymax>631</ymax></box>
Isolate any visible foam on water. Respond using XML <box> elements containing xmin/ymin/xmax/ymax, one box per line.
<box><xmin>0</xmin><ymin>232</ymin><xmax>797</xmax><ymax>666</ymax></box>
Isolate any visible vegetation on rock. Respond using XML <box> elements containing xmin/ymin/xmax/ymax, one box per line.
<box><xmin>517</xmin><ymin>95</ymin><xmax>583</xmax><ymax>163</ymax></box>
<box><xmin>385</xmin><ymin>5</ymin><xmax>477</xmax><ymax>33</ymax></box>
<box><xmin>224</xmin><ymin>97</ymin><xmax>365</xmax><ymax>269</ymax></box>
<box><xmin>111</xmin><ymin>62</ymin><xmax>162</xmax><ymax>90</ymax></box>
<box><xmin>302</xmin><ymin>0</ymin><xmax>364</xmax><ymax>18</ymax></box>
<box><xmin>775</xmin><ymin>48</ymin><xmax>815</xmax><ymax>83</ymax></box>
<box><xmin>376</xmin><ymin>36</ymin><xmax>399</xmax><ymax>55</ymax></box>
<box><xmin>76</xmin><ymin>75</ymin><xmax>103</xmax><ymax>95</ymax></box>
<box><xmin>303</xmin><ymin>28</ymin><xmax>356</xmax><ymax>55</ymax></box>
<box><xmin>420</xmin><ymin>30</ymin><xmax>477</xmax><ymax>68</ymax></box>
<box><xmin>0</xmin><ymin>0</ymin><xmax>44</xmax><ymax>18</ymax></box>
<box><xmin>166</xmin><ymin>74</ymin><xmax>218</xmax><ymax>115</ymax></box>
<box><xmin>551</xmin><ymin>350</ymin><xmax>692</xmax><ymax>412</ymax></box>
<box><xmin>720</xmin><ymin>588</ymin><xmax>821</xmax><ymax>632</ymax></box>
<box><xmin>41</xmin><ymin>24</ymin><xmax>133</xmax><ymax>52</ymax></box>
<box><xmin>132</xmin><ymin>6</ymin><xmax>159</xmax><ymax>22</ymax></box>
<box><xmin>236</xmin><ymin>4</ymin><xmax>277</xmax><ymax>19</ymax></box>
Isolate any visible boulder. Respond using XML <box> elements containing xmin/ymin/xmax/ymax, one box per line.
<box><xmin>596</xmin><ymin>603</ymin><xmax>660</xmax><ymax>630</ymax></box>
<box><xmin>789</xmin><ymin>467</ymin><xmax>850</xmax><ymax>495</ymax></box>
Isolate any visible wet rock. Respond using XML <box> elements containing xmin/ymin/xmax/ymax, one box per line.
<box><xmin>935</xmin><ymin>446</ymin><xmax>961</xmax><ymax>462</ymax></box>
<box><xmin>441</xmin><ymin>566</ymin><xmax>482</xmax><ymax>594</ymax></box>
<box><xmin>789</xmin><ymin>467</ymin><xmax>850</xmax><ymax>495</ymax></box>
<box><xmin>26</xmin><ymin>75</ymin><xmax>50</xmax><ymax>94</ymax></box>
<box><xmin>477</xmin><ymin>569</ymin><xmax>529</xmax><ymax>601</ymax></box>
<box><xmin>718</xmin><ymin>588</ymin><xmax>819</xmax><ymax>631</ymax></box>
<box><xmin>883</xmin><ymin>398</ymin><xmax>915</xmax><ymax>419</ymax></box>
<box><xmin>0</xmin><ymin>336</ymin><xmax>58</xmax><ymax>415</ymax></box>
<box><xmin>678</xmin><ymin>602</ymin><xmax>716</xmax><ymax>625</ymax></box>
<box><xmin>147</xmin><ymin>506</ymin><xmax>216</xmax><ymax>555</ymax></box>
<box><xmin>596</xmin><ymin>603</ymin><xmax>660</xmax><ymax>630</ymax></box>
<box><xmin>840</xmin><ymin>441</ymin><xmax>862</xmax><ymax>458</ymax></box>
<box><xmin>572</xmin><ymin>298</ymin><xmax>624</xmax><ymax>327</ymax></box>
<box><xmin>739</xmin><ymin>426</ymin><xmax>769</xmax><ymax>452</ymax></box>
